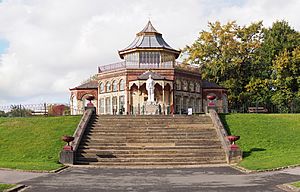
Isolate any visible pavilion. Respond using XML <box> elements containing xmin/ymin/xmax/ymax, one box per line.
<box><xmin>70</xmin><ymin>21</ymin><xmax>228</xmax><ymax>115</ymax></box>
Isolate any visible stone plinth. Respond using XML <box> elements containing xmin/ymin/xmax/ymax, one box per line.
<box><xmin>59</xmin><ymin>150</ymin><xmax>74</xmax><ymax>165</ymax></box>
<box><xmin>144</xmin><ymin>102</ymin><xmax>159</xmax><ymax>115</ymax></box>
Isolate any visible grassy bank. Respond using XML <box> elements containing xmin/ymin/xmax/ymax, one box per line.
<box><xmin>292</xmin><ymin>181</ymin><xmax>300</xmax><ymax>188</ymax></box>
<box><xmin>220</xmin><ymin>114</ymin><xmax>300</xmax><ymax>170</ymax></box>
<box><xmin>0</xmin><ymin>116</ymin><xmax>81</xmax><ymax>171</ymax></box>
<box><xmin>0</xmin><ymin>184</ymin><xmax>16</xmax><ymax>191</ymax></box>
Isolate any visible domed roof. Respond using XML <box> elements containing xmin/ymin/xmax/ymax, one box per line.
<box><xmin>118</xmin><ymin>21</ymin><xmax>181</xmax><ymax>59</ymax></box>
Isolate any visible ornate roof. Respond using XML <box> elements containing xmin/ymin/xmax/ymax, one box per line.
<box><xmin>138</xmin><ymin>20</ymin><xmax>159</xmax><ymax>34</ymax></box>
<box><xmin>70</xmin><ymin>81</ymin><xmax>98</xmax><ymax>90</ymax></box>
<box><xmin>118</xmin><ymin>21</ymin><xmax>181</xmax><ymax>59</ymax></box>
<box><xmin>138</xmin><ymin>71</ymin><xmax>166</xmax><ymax>80</ymax></box>
<box><xmin>202</xmin><ymin>80</ymin><xmax>223</xmax><ymax>89</ymax></box>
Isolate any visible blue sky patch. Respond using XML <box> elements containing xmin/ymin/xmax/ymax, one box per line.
<box><xmin>0</xmin><ymin>38</ymin><xmax>9</xmax><ymax>54</ymax></box>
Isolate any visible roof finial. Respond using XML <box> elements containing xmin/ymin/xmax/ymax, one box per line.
<box><xmin>148</xmin><ymin>13</ymin><xmax>151</xmax><ymax>22</ymax></box>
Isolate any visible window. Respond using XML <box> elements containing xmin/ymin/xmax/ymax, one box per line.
<box><xmin>112</xmin><ymin>80</ymin><xmax>118</xmax><ymax>92</ymax></box>
<box><xmin>195</xmin><ymin>83</ymin><xmax>200</xmax><ymax>92</ymax></box>
<box><xmin>182</xmin><ymin>80</ymin><xmax>188</xmax><ymax>91</ymax></box>
<box><xmin>99</xmin><ymin>82</ymin><xmax>104</xmax><ymax>93</ymax></box>
<box><xmin>175</xmin><ymin>96</ymin><xmax>181</xmax><ymax>114</ymax></box>
<box><xmin>119</xmin><ymin>79</ymin><xmax>125</xmax><ymax>91</ymax></box>
<box><xmin>99</xmin><ymin>98</ymin><xmax>104</xmax><ymax>113</ymax></box>
<box><xmin>176</xmin><ymin>80</ymin><xmax>181</xmax><ymax>90</ymax></box>
<box><xmin>139</xmin><ymin>52</ymin><xmax>160</xmax><ymax>65</ymax></box>
<box><xmin>189</xmin><ymin>82</ymin><xmax>195</xmax><ymax>92</ymax></box>
<box><xmin>119</xmin><ymin>95</ymin><xmax>125</xmax><ymax>114</ymax></box>
<box><xmin>105</xmin><ymin>97</ymin><xmax>111</xmax><ymax>114</ymax></box>
<box><xmin>112</xmin><ymin>96</ymin><xmax>117</xmax><ymax>114</ymax></box>
<box><xmin>106</xmin><ymin>82</ymin><xmax>111</xmax><ymax>92</ymax></box>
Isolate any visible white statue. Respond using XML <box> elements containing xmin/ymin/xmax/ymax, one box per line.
<box><xmin>146</xmin><ymin>74</ymin><xmax>155</xmax><ymax>102</ymax></box>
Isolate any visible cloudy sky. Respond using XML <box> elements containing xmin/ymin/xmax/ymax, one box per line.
<box><xmin>0</xmin><ymin>0</ymin><xmax>299</xmax><ymax>105</ymax></box>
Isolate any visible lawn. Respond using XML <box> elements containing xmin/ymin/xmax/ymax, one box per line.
<box><xmin>220</xmin><ymin>114</ymin><xmax>300</xmax><ymax>170</ymax></box>
<box><xmin>0</xmin><ymin>184</ymin><xmax>16</xmax><ymax>191</ymax></box>
<box><xmin>0</xmin><ymin>116</ymin><xmax>81</xmax><ymax>171</ymax></box>
<box><xmin>292</xmin><ymin>181</ymin><xmax>300</xmax><ymax>188</ymax></box>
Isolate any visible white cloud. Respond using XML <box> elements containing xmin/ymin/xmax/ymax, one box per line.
<box><xmin>0</xmin><ymin>0</ymin><xmax>299</xmax><ymax>105</ymax></box>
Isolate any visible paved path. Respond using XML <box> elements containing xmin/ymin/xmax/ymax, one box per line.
<box><xmin>0</xmin><ymin>169</ymin><xmax>48</xmax><ymax>184</ymax></box>
<box><xmin>18</xmin><ymin>166</ymin><xmax>300</xmax><ymax>192</ymax></box>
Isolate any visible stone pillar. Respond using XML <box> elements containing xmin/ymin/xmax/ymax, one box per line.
<box><xmin>170</xmin><ymin>90</ymin><xmax>174</xmax><ymax>114</ymax></box>
<box><xmin>126</xmin><ymin>89</ymin><xmax>130</xmax><ymax>115</ymax></box>
<box><xmin>59</xmin><ymin>150</ymin><xmax>74</xmax><ymax>165</ymax></box>
<box><xmin>138</xmin><ymin>85</ymin><xmax>140</xmax><ymax>115</ymax></box>
<box><xmin>180</xmin><ymin>96</ymin><xmax>183</xmax><ymax>115</ymax></box>
<box><xmin>162</xmin><ymin>85</ymin><xmax>165</xmax><ymax>115</ymax></box>
<box><xmin>109</xmin><ymin>95</ymin><xmax>113</xmax><ymax>114</ymax></box>
<box><xmin>117</xmin><ymin>94</ymin><xmax>120</xmax><ymax>115</ymax></box>
<box><xmin>103</xmin><ymin>97</ymin><xmax>106</xmax><ymax>114</ymax></box>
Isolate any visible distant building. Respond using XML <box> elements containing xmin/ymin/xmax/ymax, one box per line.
<box><xmin>70</xmin><ymin>21</ymin><xmax>228</xmax><ymax>115</ymax></box>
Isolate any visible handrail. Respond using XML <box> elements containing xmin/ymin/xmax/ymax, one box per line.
<box><xmin>60</xmin><ymin>108</ymin><xmax>94</xmax><ymax>165</ymax></box>
<box><xmin>71</xmin><ymin>108</ymin><xmax>94</xmax><ymax>151</ymax></box>
<box><xmin>208</xmin><ymin>109</ymin><xmax>242</xmax><ymax>163</ymax></box>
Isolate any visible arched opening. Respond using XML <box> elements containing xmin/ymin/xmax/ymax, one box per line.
<box><xmin>99</xmin><ymin>82</ymin><xmax>104</xmax><ymax>93</ymax></box>
<box><xmin>106</xmin><ymin>81</ymin><xmax>111</xmax><ymax>92</ymax></box>
<box><xmin>119</xmin><ymin>79</ymin><xmax>125</xmax><ymax>91</ymax></box>
<box><xmin>112</xmin><ymin>80</ymin><xmax>118</xmax><ymax>92</ymax></box>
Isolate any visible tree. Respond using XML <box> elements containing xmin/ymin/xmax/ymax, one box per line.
<box><xmin>6</xmin><ymin>105</ymin><xmax>32</xmax><ymax>117</ymax></box>
<box><xmin>183</xmin><ymin>21</ymin><xmax>263</xmax><ymax>109</ymax></box>
<box><xmin>255</xmin><ymin>21</ymin><xmax>300</xmax><ymax>112</ymax></box>
<box><xmin>259</xmin><ymin>20</ymin><xmax>300</xmax><ymax>73</ymax></box>
<box><xmin>271</xmin><ymin>47</ymin><xmax>300</xmax><ymax>112</ymax></box>
<box><xmin>0</xmin><ymin>110</ymin><xmax>7</xmax><ymax>117</ymax></box>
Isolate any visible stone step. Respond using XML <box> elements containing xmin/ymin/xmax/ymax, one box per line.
<box><xmin>77</xmin><ymin>151</ymin><xmax>224</xmax><ymax>157</ymax></box>
<box><xmin>79</xmin><ymin>141</ymin><xmax>221</xmax><ymax>147</ymax></box>
<box><xmin>92</xmin><ymin>119</ymin><xmax>212</xmax><ymax>123</ymax></box>
<box><xmin>76</xmin><ymin>153</ymin><xmax>225</xmax><ymax>159</ymax></box>
<box><xmin>78</xmin><ymin>145</ymin><xmax>223</xmax><ymax>150</ymax></box>
<box><xmin>92</xmin><ymin>122</ymin><xmax>212</xmax><ymax>126</ymax></box>
<box><xmin>87</xmin><ymin>128</ymin><xmax>215</xmax><ymax>133</ymax></box>
<box><xmin>90</xmin><ymin>124</ymin><xmax>214</xmax><ymax>130</ymax></box>
<box><xmin>82</xmin><ymin>135</ymin><xmax>217</xmax><ymax>140</ymax></box>
<box><xmin>82</xmin><ymin>137</ymin><xmax>219</xmax><ymax>143</ymax></box>
<box><xmin>80</xmin><ymin>142</ymin><xmax>220</xmax><ymax>147</ymax></box>
<box><xmin>76</xmin><ymin>156</ymin><xmax>226</xmax><ymax>163</ymax></box>
<box><xmin>91</xmin><ymin>119</ymin><xmax>212</xmax><ymax>125</ymax></box>
<box><xmin>84</xmin><ymin>131</ymin><xmax>216</xmax><ymax>136</ymax></box>
<box><xmin>74</xmin><ymin>115</ymin><xmax>226</xmax><ymax>167</ymax></box>
<box><xmin>94</xmin><ymin>115</ymin><xmax>208</xmax><ymax>119</ymax></box>
<box><xmin>82</xmin><ymin>139</ymin><xmax>219</xmax><ymax>147</ymax></box>
<box><xmin>75</xmin><ymin>160</ymin><xmax>226</xmax><ymax>167</ymax></box>
<box><xmin>77</xmin><ymin>148</ymin><xmax>223</xmax><ymax>154</ymax></box>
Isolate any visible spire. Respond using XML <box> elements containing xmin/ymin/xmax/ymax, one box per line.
<box><xmin>137</xmin><ymin>20</ymin><xmax>160</xmax><ymax>35</ymax></box>
<box><xmin>118</xmin><ymin>20</ymin><xmax>181</xmax><ymax>59</ymax></box>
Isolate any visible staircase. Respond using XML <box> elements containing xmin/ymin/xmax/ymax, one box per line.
<box><xmin>75</xmin><ymin>115</ymin><xmax>227</xmax><ymax>167</ymax></box>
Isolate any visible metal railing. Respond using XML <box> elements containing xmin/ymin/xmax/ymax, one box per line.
<box><xmin>0</xmin><ymin>103</ymin><xmax>71</xmax><ymax>117</ymax></box>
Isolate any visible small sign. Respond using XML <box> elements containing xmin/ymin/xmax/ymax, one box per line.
<box><xmin>188</xmin><ymin>108</ymin><xmax>193</xmax><ymax>115</ymax></box>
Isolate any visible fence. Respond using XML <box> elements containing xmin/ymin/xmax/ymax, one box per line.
<box><xmin>229</xmin><ymin>99</ymin><xmax>300</xmax><ymax>114</ymax></box>
<box><xmin>0</xmin><ymin>103</ymin><xmax>71</xmax><ymax>117</ymax></box>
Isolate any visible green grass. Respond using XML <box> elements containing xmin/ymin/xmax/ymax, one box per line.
<box><xmin>0</xmin><ymin>116</ymin><xmax>81</xmax><ymax>171</ymax></box>
<box><xmin>220</xmin><ymin>114</ymin><xmax>300</xmax><ymax>170</ymax></box>
<box><xmin>292</xmin><ymin>181</ymin><xmax>300</xmax><ymax>188</ymax></box>
<box><xmin>0</xmin><ymin>184</ymin><xmax>16</xmax><ymax>191</ymax></box>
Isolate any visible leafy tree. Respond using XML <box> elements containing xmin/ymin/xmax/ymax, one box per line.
<box><xmin>253</xmin><ymin>21</ymin><xmax>300</xmax><ymax>112</ymax></box>
<box><xmin>271</xmin><ymin>47</ymin><xmax>300</xmax><ymax>112</ymax></box>
<box><xmin>259</xmin><ymin>20</ymin><xmax>300</xmax><ymax>72</ymax></box>
<box><xmin>183</xmin><ymin>21</ymin><xmax>263</xmax><ymax>109</ymax></box>
<box><xmin>0</xmin><ymin>110</ymin><xmax>7</xmax><ymax>117</ymax></box>
<box><xmin>7</xmin><ymin>105</ymin><xmax>32</xmax><ymax>117</ymax></box>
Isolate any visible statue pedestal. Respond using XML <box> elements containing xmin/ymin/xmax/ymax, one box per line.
<box><xmin>144</xmin><ymin>102</ymin><xmax>159</xmax><ymax>115</ymax></box>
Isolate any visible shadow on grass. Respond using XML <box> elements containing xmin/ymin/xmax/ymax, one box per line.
<box><xmin>219</xmin><ymin>114</ymin><xmax>231</xmax><ymax>135</ymax></box>
<box><xmin>243</xmin><ymin>148</ymin><xmax>266</xmax><ymax>158</ymax></box>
